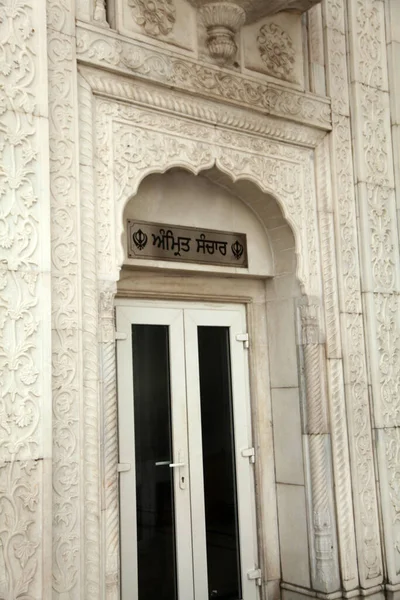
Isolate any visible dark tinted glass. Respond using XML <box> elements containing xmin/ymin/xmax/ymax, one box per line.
<box><xmin>197</xmin><ymin>326</ymin><xmax>242</xmax><ymax>600</ymax></box>
<box><xmin>132</xmin><ymin>325</ymin><xmax>177</xmax><ymax>600</ymax></box>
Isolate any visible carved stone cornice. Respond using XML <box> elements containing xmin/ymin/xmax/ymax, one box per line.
<box><xmin>80</xmin><ymin>66</ymin><xmax>326</xmax><ymax>148</ymax></box>
<box><xmin>188</xmin><ymin>0</ymin><xmax>322</xmax><ymax>23</ymax></box>
<box><xmin>76</xmin><ymin>22</ymin><xmax>332</xmax><ymax>132</ymax></box>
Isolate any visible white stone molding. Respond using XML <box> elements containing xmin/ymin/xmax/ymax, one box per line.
<box><xmin>307</xmin><ymin>4</ymin><xmax>326</xmax><ymax>95</ymax></box>
<box><xmin>99</xmin><ymin>280</ymin><xmax>119</xmax><ymax>600</ymax></box>
<box><xmin>75</xmin><ymin>23</ymin><xmax>332</xmax><ymax>131</ymax></box>
<box><xmin>347</xmin><ymin>0</ymin><xmax>400</xmax><ymax>585</ymax></box>
<box><xmin>299</xmin><ymin>302</ymin><xmax>340</xmax><ymax>592</ymax></box>
<box><xmin>48</xmin><ymin>1</ymin><xmax>83</xmax><ymax>598</ymax></box>
<box><xmin>0</xmin><ymin>0</ymin><xmax>52</xmax><ymax>598</ymax></box>
<box><xmin>322</xmin><ymin>0</ymin><xmax>383</xmax><ymax>589</ymax></box>
<box><xmin>79</xmin><ymin>74</ymin><xmax>102</xmax><ymax>600</ymax></box>
<box><xmin>315</xmin><ymin>136</ymin><xmax>358</xmax><ymax>590</ymax></box>
<box><xmin>81</xmin><ymin>66</ymin><xmax>326</xmax><ymax>148</ymax></box>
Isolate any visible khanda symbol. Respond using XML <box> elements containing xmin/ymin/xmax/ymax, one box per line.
<box><xmin>231</xmin><ymin>239</ymin><xmax>244</xmax><ymax>260</ymax></box>
<box><xmin>132</xmin><ymin>228</ymin><xmax>148</xmax><ymax>251</ymax></box>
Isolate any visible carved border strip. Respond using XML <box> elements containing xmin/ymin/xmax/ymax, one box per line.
<box><xmin>322</xmin><ymin>0</ymin><xmax>383</xmax><ymax>587</ymax></box>
<box><xmin>79</xmin><ymin>75</ymin><xmax>102</xmax><ymax>600</ymax></box>
<box><xmin>76</xmin><ymin>23</ymin><xmax>332</xmax><ymax>131</ymax></box>
<box><xmin>0</xmin><ymin>1</ymin><xmax>52</xmax><ymax>598</ymax></box>
<box><xmin>82</xmin><ymin>66</ymin><xmax>327</xmax><ymax>148</ymax></box>
<box><xmin>347</xmin><ymin>0</ymin><xmax>400</xmax><ymax>583</ymax></box>
<box><xmin>48</xmin><ymin>6</ymin><xmax>83</xmax><ymax>600</ymax></box>
<box><xmin>315</xmin><ymin>137</ymin><xmax>358</xmax><ymax>589</ymax></box>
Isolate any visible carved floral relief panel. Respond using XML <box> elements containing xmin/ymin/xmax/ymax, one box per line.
<box><xmin>243</xmin><ymin>12</ymin><xmax>304</xmax><ymax>86</ymax></box>
<box><xmin>114</xmin><ymin>0</ymin><xmax>196</xmax><ymax>53</ymax></box>
<box><xmin>0</xmin><ymin>0</ymin><xmax>52</xmax><ymax>598</ymax></box>
<box><xmin>48</xmin><ymin>18</ymin><xmax>82</xmax><ymax>600</ymax></box>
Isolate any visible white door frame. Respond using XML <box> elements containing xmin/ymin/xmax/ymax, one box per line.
<box><xmin>116</xmin><ymin>299</ymin><xmax>260</xmax><ymax>600</ymax></box>
<box><xmin>116</xmin><ymin>305</ymin><xmax>194</xmax><ymax>600</ymax></box>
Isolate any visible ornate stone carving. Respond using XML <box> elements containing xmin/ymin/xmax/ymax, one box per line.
<box><xmin>76</xmin><ymin>25</ymin><xmax>332</xmax><ymax>131</ymax></box>
<box><xmin>0</xmin><ymin>0</ymin><xmax>52</xmax><ymax>596</ymax></box>
<box><xmin>315</xmin><ymin>138</ymin><xmax>358</xmax><ymax>588</ymax></box>
<box><xmin>200</xmin><ymin>2</ymin><xmax>245</xmax><ymax>65</ymax></box>
<box><xmin>343</xmin><ymin>312</ymin><xmax>382</xmax><ymax>581</ymax></box>
<box><xmin>85</xmin><ymin>83</ymin><xmax>332</xmax><ymax>597</ymax></box>
<box><xmin>299</xmin><ymin>303</ymin><xmax>339</xmax><ymax>590</ymax></box>
<box><xmin>374</xmin><ymin>293</ymin><xmax>400</xmax><ymax>426</ymax></box>
<box><xmin>349</xmin><ymin>0</ymin><xmax>388</xmax><ymax>91</ymax></box>
<box><xmin>99</xmin><ymin>280</ymin><xmax>119</xmax><ymax>599</ymax></box>
<box><xmin>2</xmin><ymin>0</ymin><xmax>392</xmax><ymax>595</ymax></box>
<box><xmin>48</xmin><ymin>21</ymin><xmax>82</xmax><ymax>600</ymax></box>
<box><xmin>188</xmin><ymin>0</ymin><xmax>322</xmax><ymax>21</ymax></box>
<box><xmin>128</xmin><ymin>0</ymin><xmax>176</xmax><ymax>36</ymax></box>
<box><xmin>257</xmin><ymin>23</ymin><xmax>295</xmax><ymax>81</ymax></box>
<box><xmin>91</xmin><ymin>96</ymin><xmax>317</xmax><ymax>293</ymax></box>
<box><xmin>347</xmin><ymin>0</ymin><xmax>400</xmax><ymax>583</ymax></box>
<box><xmin>82</xmin><ymin>67</ymin><xmax>326</xmax><ymax>147</ymax></box>
<box><xmin>79</xmin><ymin>75</ymin><xmax>102</xmax><ymax>600</ymax></box>
<box><xmin>384</xmin><ymin>426</ymin><xmax>400</xmax><ymax>559</ymax></box>
<box><xmin>324</xmin><ymin>0</ymin><xmax>383</xmax><ymax>587</ymax></box>
<box><xmin>94</xmin><ymin>0</ymin><xmax>109</xmax><ymax>27</ymax></box>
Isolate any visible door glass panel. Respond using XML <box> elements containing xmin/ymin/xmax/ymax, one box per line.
<box><xmin>132</xmin><ymin>324</ymin><xmax>177</xmax><ymax>600</ymax></box>
<box><xmin>197</xmin><ymin>326</ymin><xmax>242</xmax><ymax>600</ymax></box>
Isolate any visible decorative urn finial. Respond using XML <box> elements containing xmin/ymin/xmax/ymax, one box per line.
<box><xmin>199</xmin><ymin>2</ymin><xmax>246</xmax><ymax>65</ymax></box>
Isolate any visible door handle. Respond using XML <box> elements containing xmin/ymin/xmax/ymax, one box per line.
<box><xmin>169</xmin><ymin>451</ymin><xmax>186</xmax><ymax>490</ymax></box>
<box><xmin>154</xmin><ymin>460</ymin><xmax>185</xmax><ymax>468</ymax></box>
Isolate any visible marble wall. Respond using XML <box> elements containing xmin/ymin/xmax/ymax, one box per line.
<box><xmin>1</xmin><ymin>0</ymin><xmax>400</xmax><ymax>599</ymax></box>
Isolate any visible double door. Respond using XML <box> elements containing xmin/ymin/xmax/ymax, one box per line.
<box><xmin>116</xmin><ymin>301</ymin><xmax>259</xmax><ymax>600</ymax></box>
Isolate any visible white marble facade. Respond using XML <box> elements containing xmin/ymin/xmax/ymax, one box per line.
<box><xmin>1</xmin><ymin>0</ymin><xmax>400</xmax><ymax>599</ymax></box>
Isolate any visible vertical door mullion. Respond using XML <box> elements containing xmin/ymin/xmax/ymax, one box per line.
<box><xmin>229</xmin><ymin>311</ymin><xmax>259</xmax><ymax>600</ymax></box>
<box><xmin>169</xmin><ymin>311</ymin><xmax>195</xmax><ymax>600</ymax></box>
<box><xmin>183</xmin><ymin>313</ymin><xmax>209</xmax><ymax>600</ymax></box>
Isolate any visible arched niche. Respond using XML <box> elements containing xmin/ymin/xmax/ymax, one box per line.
<box><xmin>119</xmin><ymin>166</ymin><xmax>298</xmax><ymax>283</ymax></box>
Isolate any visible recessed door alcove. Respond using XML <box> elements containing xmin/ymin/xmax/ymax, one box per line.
<box><xmin>117</xmin><ymin>167</ymin><xmax>312</xmax><ymax>598</ymax></box>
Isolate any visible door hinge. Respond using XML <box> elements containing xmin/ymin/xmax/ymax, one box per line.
<box><xmin>115</xmin><ymin>331</ymin><xmax>127</xmax><ymax>341</ymax></box>
<box><xmin>236</xmin><ymin>333</ymin><xmax>249</xmax><ymax>349</ymax></box>
<box><xmin>241</xmin><ymin>447</ymin><xmax>255</xmax><ymax>464</ymax></box>
<box><xmin>117</xmin><ymin>463</ymin><xmax>131</xmax><ymax>472</ymax></box>
<box><xmin>247</xmin><ymin>568</ymin><xmax>262</xmax><ymax>586</ymax></box>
